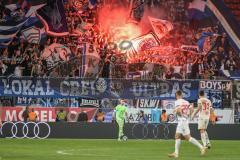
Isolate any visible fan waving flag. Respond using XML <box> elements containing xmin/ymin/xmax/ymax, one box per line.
<box><xmin>20</xmin><ymin>14</ymin><xmax>47</xmax><ymax>44</ymax></box>
<box><xmin>197</xmin><ymin>32</ymin><xmax>214</xmax><ymax>53</ymax></box>
<box><xmin>37</xmin><ymin>0</ymin><xmax>69</xmax><ymax>36</ymax></box>
<box><xmin>0</xmin><ymin>3</ymin><xmax>46</xmax><ymax>48</ymax></box>
<box><xmin>148</xmin><ymin>16</ymin><xmax>173</xmax><ymax>40</ymax></box>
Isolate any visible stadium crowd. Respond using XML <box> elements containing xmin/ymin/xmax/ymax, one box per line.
<box><xmin>0</xmin><ymin>0</ymin><xmax>239</xmax><ymax>80</ymax></box>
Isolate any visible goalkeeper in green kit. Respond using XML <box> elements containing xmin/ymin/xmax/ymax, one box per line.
<box><xmin>115</xmin><ymin>99</ymin><xmax>128</xmax><ymax>141</ymax></box>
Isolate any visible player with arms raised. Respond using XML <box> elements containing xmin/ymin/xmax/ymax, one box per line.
<box><xmin>168</xmin><ymin>90</ymin><xmax>206</xmax><ymax>158</ymax></box>
<box><xmin>192</xmin><ymin>90</ymin><xmax>213</xmax><ymax>148</ymax></box>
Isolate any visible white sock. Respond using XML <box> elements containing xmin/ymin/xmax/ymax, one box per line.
<box><xmin>205</xmin><ymin>131</ymin><xmax>210</xmax><ymax>145</ymax></box>
<box><xmin>174</xmin><ymin>139</ymin><xmax>181</xmax><ymax>155</ymax></box>
<box><xmin>201</xmin><ymin>132</ymin><xmax>207</xmax><ymax>147</ymax></box>
<box><xmin>189</xmin><ymin>137</ymin><xmax>203</xmax><ymax>149</ymax></box>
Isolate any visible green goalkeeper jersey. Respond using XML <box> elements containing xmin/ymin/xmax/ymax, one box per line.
<box><xmin>115</xmin><ymin>104</ymin><xmax>127</xmax><ymax>120</ymax></box>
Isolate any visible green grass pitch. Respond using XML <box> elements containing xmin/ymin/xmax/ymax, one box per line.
<box><xmin>0</xmin><ymin>139</ymin><xmax>240</xmax><ymax>160</ymax></box>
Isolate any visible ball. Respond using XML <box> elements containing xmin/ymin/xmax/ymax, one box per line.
<box><xmin>122</xmin><ymin>135</ymin><xmax>128</xmax><ymax>141</ymax></box>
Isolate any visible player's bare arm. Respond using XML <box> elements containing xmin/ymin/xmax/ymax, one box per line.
<box><xmin>189</xmin><ymin>105</ymin><xmax>194</xmax><ymax>117</ymax></box>
<box><xmin>174</xmin><ymin>106</ymin><xmax>182</xmax><ymax>116</ymax></box>
<box><xmin>192</xmin><ymin>103</ymin><xmax>201</xmax><ymax>119</ymax></box>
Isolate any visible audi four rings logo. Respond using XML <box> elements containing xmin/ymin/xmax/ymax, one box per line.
<box><xmin>132</xmin><ymin>123</ymin><xmax>176</xmax><ymax>139</ymax></box>
<box><xmin>0</xmin><ymin>122</ymin><xmax>51</xmax><ymax>139</ymax></box>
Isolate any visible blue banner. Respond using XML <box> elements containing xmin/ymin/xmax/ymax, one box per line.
<box><xmin>199</xmin><ymin>80</ymin><xmax>232</xmax><ymax>108</ymax></box>
<box><xmin>0</xmin><ymin>77</ymin><xmax>199</xmax><ymax>100</ymax></box>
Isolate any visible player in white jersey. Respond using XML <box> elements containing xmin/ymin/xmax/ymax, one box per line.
<box><xmin>192</xmin><ymin>90</ymin><xmax>213</xmax><ymax>149</ymax></box>
<box><xmin>168</xmin><ymin>90</ymin><xmax>206</xmax><ymax>158</ymax></box>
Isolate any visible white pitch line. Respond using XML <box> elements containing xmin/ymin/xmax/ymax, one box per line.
<box><xmin>56</xmin><ymin>150</ymin><xmax>73</xmax><ymax>155</ymax></box>
<box><xmin>56</xmin><ymin>149</ymin><xmax>112</xmax><ymax>157</ymax></box>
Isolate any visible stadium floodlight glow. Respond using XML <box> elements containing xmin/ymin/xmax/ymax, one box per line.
<box><xmin>0</xmin><ymin>121</ymin><xmax>51</xmax><ymax>139</ymax></box>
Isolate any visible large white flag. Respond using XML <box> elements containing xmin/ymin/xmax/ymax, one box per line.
<box><xmin>131</xmin><ymin>33</ymin><xmax>159</xmax><ymax>54</ymax></box>
<box><xmin>83</xmin><ymin>43</ymin><xmax>101</xmax><ymax>77</ymax></box>
<box><xmin>42</xmin><ymin>43</ymin><xmax>71</xmax><ymax>68</ymax></box>
<box><xmin>148</xmin><ymin>16</ymin><xmax>173</xmax><ymax>40</ymax></box>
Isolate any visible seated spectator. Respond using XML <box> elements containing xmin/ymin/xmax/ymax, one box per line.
<box><xmin>95</xmin><ymin>109</ymin><xmax>105</xmax><ymax>122</ymax></box>
<box><xmin>28</xmin><ymin>108</ymin><xmax>38</xmax><ymax>122</ymax></box>
<box><xmin>56</xmin><ymin>109</ymin><xmax>67</xmax><ymax>122</ymax></box>
<box><xmin>161</xmin><ymin>109</ymin><xmax>168</xmax><ymax>123</ymax></box>
<box><xmin>77</xmin><ymin>109</ymin><xmax>88</xmax><ymax>122</ymax></box>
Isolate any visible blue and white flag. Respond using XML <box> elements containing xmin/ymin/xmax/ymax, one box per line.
<box><xmin>197</xmin><ymin>32</ymin><xmax>214</xmax><ymax>53</ymax></box>
<box><xmin>20</xmin><ymin>15</ymin><xmax>47</xmax><ymax>44</ymax></box>
<box><xmin>0</xmin><ymin>3</ymin><xmax>46</xmax><ymax>47</ymax></box>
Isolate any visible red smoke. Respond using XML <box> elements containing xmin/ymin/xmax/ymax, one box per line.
<box><xmin>98</xmin><ymin>6</ymin><xmax>142</xmax><ymax>43</ymax></box>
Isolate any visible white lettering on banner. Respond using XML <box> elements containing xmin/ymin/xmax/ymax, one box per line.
<box><xmin>5</xmin><ymin>109</ymin><xmax>24</xmax><ymax>121</ymax></box>
<box><xmin>182</xmin><ymin>83</ymin><xmax>191</xmax><ymax>97</ymax></box>
<box><xmin>2</xmin><ymin>79</ymin><xmax>55</xmax><ymax>96</ymax></box>
<box><xmin>136</xmin><ymin>99</ymin><xmax>160</xmax><ymax>108</ymax></box>
<box><xmin>131</xmin><ymin>82</ymin><xmax>191</xmax><ymax>98</ymax></box>
<box><xmin>35</xmin><ymin>110</ymin><xmax>55</xmax><ymax>122</ymax></box>
<box><xmin>200</xmin><ymin>81</ymin><xmax>231</xmax><ymax>90</ymax></box>
<box><xmin>17</xmin><ymin>97</ymin><xmax>33</xmax><ymax>104</ymax></box>
<box><xmin>81</xmin><ymin>99</ymin><xmax>99</xmax><ymax>107</ymax></box>
<box><xmin>46</xmin><ymin>81</ymin><xmax>54</xmax><ymax>95</ymax></box>
<box><xmin>22</xmin><ymin>80</ymin><xmax>34</xmax><ymax>95</ymax></box>
<box><xmin>45</xmin><ymin>99</ymin><xmax>52</xmax><ymax>107</ymax></box>
<box><xmin>126</xmin><ymin>108</ymin><xmax>234</xmax><ymax>124</ymax></box>
<box><xmin>59</xmin><ymin>80</ymin><xmax>97</xmax><ymax>96</ymax></box>
<box><xmin>5</xmin><ymin>110</ymin><xmax>17</xmax><ymax>121</ymax></box>
<box><xmin>2</xmin><ymin>79</ymin><xmax>12</xmax><ymax>94</ymax></box>
<box><xmin>70</xmin><ymin>81</ymin><xmax>80</xmax><ymax>96</ymax></box>
<box><xmin>3</xmin><ymin>108</ymin><xmax>57</xmax><ymax>122</ymax></box>
<box><xmin>81</xmin><ymin>81</ymin><xmax>89</xmax><ymax>95</ymax></box>
<box><xmin>49</xmin><ymin>111</ymin><xmax>55</xmax><ymax>122</ymax></box>
<box><xmin>18</xmin><ymin>110</ymin><xmax>24</xmax><ymax>121</ymax></box>
<box><xmin>41</xmin><ymin>111</ymin><xmax>48</xmax><ymax>122</ymax></box>
<box><xmin>12</xmin><ymin>80</ymin><xmax>22</xmax><ymax>94</ymax></box>
<box><xmin>71</xmin><ymin>98</ymin><xmax>79</xmax><ymax>108</ymax></box>
<box><xmin>127</xmin><ymin>108</ymin><xmax>153</xmax><ymax>123</ymax></box>
<box><xmin>34</xmin><ymin>80</ymin><xmax>45</xmax><ymax>95</ymax></box>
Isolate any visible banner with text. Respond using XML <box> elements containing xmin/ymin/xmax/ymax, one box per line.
<box><xmin>199</xmin><ymin>80</ymin><xmax>232</xmax><ymax>108</ymax></box>
<box><xmin>0</xmin><ymin>78</ymin><xmax>199</xmax><ymax>100</ymax></box>
<box><xmin>1</xmin><ymin>107</ymin><xmax>97</xmax><ymax>122</ymax></box>
<box><xmin>126</xmin><ymin>108</ymin><xmax>234</xmax><ymax>124</ymax></box>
